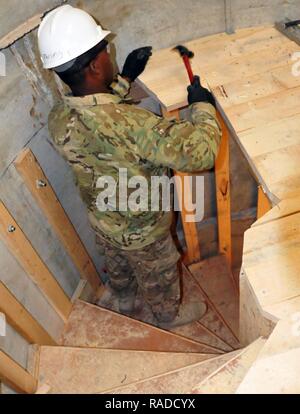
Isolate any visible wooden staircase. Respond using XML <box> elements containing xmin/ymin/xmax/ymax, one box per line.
<box><xmin>23</xmin><ymin>253</ymin><xmax>298</xmax><ymax>394</ymax></box>
<box><xmin>24</xmin><ymin>254</ymin><xmax>260</xmax><ymax>395</ymax></box>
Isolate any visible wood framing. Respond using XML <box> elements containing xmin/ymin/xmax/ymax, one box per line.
<box><xmin>0</xmin><ymin>201</ymin><xmax>72</xmax><ymax>322</ymax></box>
<box><xmin>0</xmin><ymin>281</ymin><xmax>56</xmax><ymax>345</ymax></box>
<box><xmin>161</xmin><ymin>108</ymin><xmax>201</xmax><ymax>264</ymax></box>
<box><xmin>215</xmin><ymin>113</ymin><xmax>232</xmax><ymax>266</ymax></box>
<box><xmin>0</xmin><ymin>350</ymin><xmax>37</xmax><ymax>394</ymax></box>
<box><xmin>257</xmin><ymin>186</ymin><xmax>272</xmax><ymax>219</ymax></box>
<box><xmin>14</xmin><ymin>149</ymin><xmax>102</xmax><ymax>292</ymax></box>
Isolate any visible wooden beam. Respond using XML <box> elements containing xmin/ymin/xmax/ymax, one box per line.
<box><xmin>162</xmin><ymin>108</ymin><xmax>201</xmax><ymax>264</ymax></box>
<box><xmin>14</xmin><ymin>149</ymin><xmax>102</xmax><ymax>292</ymax></box>
<box><xmin>257</xmin><ymin>186</ymin><xmax>272</xmax><ymax>219</ymax></box>
<box><xmin>0</xmin><ymin>281</ymin><xmax>56</xmax><ymax>345</ymax></box>
<box><xmin>0</xmin><ymin>350</ymin><xmax>37</xmax><ymax>394</ymax></box>
<box><xmin>0</xmin><ymin>201</ymin><xmax>72</xmax><ymax>322</ymax></box>
<box><xmin>215</xmin><ymin>112</ymin><xmax>232</xmax><ymax>267</ymax></box>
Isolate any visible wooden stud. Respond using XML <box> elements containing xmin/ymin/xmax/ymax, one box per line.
<box><xmin>14</xmin><ymin>149</ymin><xmax>102</xmax><ymax>292</ymax></box>
<box><xmin>0</xmin><ymin>201</ymin><xmax>72</xmax><ymax>322</ymax></box>
<box><xmin>161</xmin><ymin>108</ymin><xmax>201</xmax><ymax>264</ymax></box>
<box><xmin>257</xmin><ymin>186</ymin><xmax>272</xmax><ymax>219</ymax></box>
<box><xmin>0</xmin><ymin>281</ymin><xmax>56</xmax><ymax>345</ymax></box>
<box><xmin>215</xmin><ymin>112</ymin><xmax>232</xmax><ymax>267</ymax></box>
<box><xmin>0</xmin><ymin>350</ymin><xmax>37</xmax><ymax>394</ymax></box>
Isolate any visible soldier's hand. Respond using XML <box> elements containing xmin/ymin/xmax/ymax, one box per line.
<box><xmin>187</xmin><ymin>76</ymin><xmax>216</xmax><ymax>107</ymax></box>
<box><xmin>121</xmin><ymin>46</ymin><xmax>153</xmax><ymax>82</ymax></box>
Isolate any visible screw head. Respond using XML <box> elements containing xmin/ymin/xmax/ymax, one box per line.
<box><xmin>36</xmin><ymin>179</ymin><xmax>47</xmax><ymax>188</ymax></box>
<box><xmin>8</xmin><ymin>225</ymin><xmax>16</xmax><ymax>233</ymax></box>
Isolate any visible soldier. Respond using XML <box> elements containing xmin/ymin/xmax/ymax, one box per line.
<box><xmin>38</xmin><ymin>5</ymin><xmax>221</xmax><ymax>327</ymax></box>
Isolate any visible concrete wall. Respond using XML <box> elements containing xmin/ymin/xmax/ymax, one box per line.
<box><xmin>71</xmin><ymin>0</ymin><xmax>300</xmax><ymax>66</ymax></box>
<box><xmin>0</xmin><ymin>0</ymin><xmax>63</xmax><ymax>39</ymax></box>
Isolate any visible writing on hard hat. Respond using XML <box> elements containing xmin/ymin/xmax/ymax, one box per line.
<box><xmin>38</xmin><ymin>4</ymin><xmax>111</xmax><ymax>69</ymax></box>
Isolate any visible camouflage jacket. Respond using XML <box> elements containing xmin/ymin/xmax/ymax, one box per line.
<box><xmin>48</xmin><ymin>75</ymin><xmax>221</xmax><ymax>250</ymax></box>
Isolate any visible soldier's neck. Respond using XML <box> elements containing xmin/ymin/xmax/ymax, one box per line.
<box><xmin>72</xmin><ymin>83</ymin><xmax>111</xmax><ymax>97</ymax></box>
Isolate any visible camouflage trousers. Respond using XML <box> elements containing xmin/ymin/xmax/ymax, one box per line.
<box><xmin>96</xmin><ymin>233</ymin><xmax>181</xmax><ymax>322</ymax></box>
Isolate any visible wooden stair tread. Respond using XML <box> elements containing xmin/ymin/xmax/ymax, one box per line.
<box><xmin>237</xmin><ymin>318</ymin><xmax>300</xmax><ymax>394</ymax></box>
<box><xmin>171</xmin><ymin>321</ymin><xmax>233</xmax><ymax>353</ymax></box>
<box><xmin>99</xmin><ymin>285</ymin><xmax>230</xmax><ymax>352</ymax></box>
<box><xmin>37</xmin><ymin>346</ymin><xmax>213</xmax><ymax>394</ymax></box>
<box><xmin>182</xmin><ymin>262</ymin><xmax>240</xmax><ymax>349</ymax></box>
<box><xmin>97</xmin><ymin>260</ymin><xmax>235</xmax><ymax>352</ymax></box>
<box><xmin>189</xmin><ymin>255</ymin><xmax>240</xmax><ymax>340</ymax></box>
<box><xmin>104</xmin><ymin>349</ymin><xmax>243</xmax><ymax>394</ymax></box>
<box><xmin>61</xmin><ymin>300</ymin><xmax>222</xmax><ymax>354</ymax></box>
<box><xmin>192</xmin><ymin>338</ymin><xmax>266</xmax><ymax>394</ymax></box>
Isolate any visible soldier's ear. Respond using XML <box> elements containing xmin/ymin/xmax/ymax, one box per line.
<box><xmin>89</xmin><ymin>57</ymin><xmax>101</xmax><ymax>75</ymax></box>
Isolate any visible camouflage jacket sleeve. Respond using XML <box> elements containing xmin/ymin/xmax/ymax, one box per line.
<box><xmin>135</xmin><ymin>102</ymin><xmax>222</xmax><ymax>172</ymax></box>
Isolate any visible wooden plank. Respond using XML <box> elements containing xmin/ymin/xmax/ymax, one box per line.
<box><xmin>226</xmin><ymin>86</ymin><xmax>300</xmax><ymax>135</ymax></box>
<box><xmin>215</xmin><ymin>113</ymin><xmax>232</xmax><ymax>266</ymax></box>
<box><xmin>0</xmin><ymin>201</ymin><xmax>72</xmax><ymax>322</ymax></box>
<box><xmin>0</xmin><ymin>282</ymin><xmax>56</xmax><ymax>345</ymax></box>
<box><xmin>0</xmin><ymin>350</ymin><xmax>37</xmax><ymax>394</ymax></box>
<box><xmin>242</xmin><ymin>211</ymin><xmax>300</xmax><ymax>321</ymax></box>
<box><xmin>257</xmin><ymin>186</ymin><xmax>272</xmax><ymax>219</ymax></box>
<box><xmin>189</xmin><ymin>255</ymin><xmax>239</xmax><ymax>338</ymax></box>
<box><xmin>253</xmin><ymin>195</ymin><xmax>300</xmax><ymax>228</ymax></box>
<box><xmin>138</xmin><ymin>27</ymin><xmax>295</xmax><ymax>111</ymax></box>
<box><xmin>239</xmin><ymin>271</ymin><xmax>276</xmax><ymax>347</ymax></box>
<box><xmin>192</xmin><ymin>338</ymin><xmax>266</xmax><ymax>394</ymax></box>
<box><xmin>161</xmin><ymin>108</ymin><xmax>201</xmax><ymax>264</ymax></box>
<box><xmin>236</xmin><ymin>317</ymin><xmax>300</xmax><ymax>394</ymax></box>
<box><xmin>214</xmin><ymin>64</ymin><xmax>300</xmax><ymax>110</ymax></box>
<box><xmin>61</xmin><ymin>300</ymin><xmax>221</xmax><ymax>354</ymax></box>
<box><xmin>236</xmin><ymin>347</ymin><xmax>300</xmax><ymax>394</ymax></box>
<box><xmin>177</xmin><ymin>261</ymin><xmax>240</xmax><ymax>350</ymax></box>
<box><xmin>105</xmin><ymin>350</ymin><xmax>242</xmax><ymax>394</ymax></box>
<box><xmin>14</xmin><ymin>149</ymin><xmax>102</xmax><ymax>292</ymax></box>
<box><xmin>138</xmin><ymin>27</ymin><xmax>279</xmax><ymax>110</ymax></box>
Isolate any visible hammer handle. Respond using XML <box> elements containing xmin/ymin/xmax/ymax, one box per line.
<box><xmin>183</xmin><ymin>55</ymin><xmax>194</xmax><ymax>84</ymax></box>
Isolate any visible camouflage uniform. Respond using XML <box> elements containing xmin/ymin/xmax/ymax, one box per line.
<box><xmin>48</xmin><ymin>75</ymin><xmax>221</xmax><ymax>321</ymax></box>
<box><xmin>96</xmin><ymin>233</ymin><xmax>181</xmax><ymax>322</ymax></box>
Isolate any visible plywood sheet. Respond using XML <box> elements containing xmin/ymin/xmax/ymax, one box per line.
<box><xmin>106</xmin><ymin>350</ymin><xmax>242</xmax><ymax>394</ymax></box>
<box><xmin>192</xmin><ymin>338</ymin><xmax>265</xmax><ymax>394</ymax></box>
<box><xmin>139</xmin><ymin>26</ymin><xmax>300</xmax><ymax>201</ymax></box>
<box><xmin>189</xmin><ymin>255</ymin><xmax>239</xmax><ymax>338</ymax></box>
<box><xmin>61</xmin><ymin>300</ymin><xmax>220</xmax><ymax>354</ymax></box>
<box><xmin>237</xmin><ymin>318</ymin><xmax>300</xmax><ymax>394</ymax></box>
<box><xmin>38</xmin><ymin>346</ymin><xmax>213</xmax><ymax>394</ymax></box>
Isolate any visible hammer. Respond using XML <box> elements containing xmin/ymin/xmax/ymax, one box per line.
<box><xmin>173</xmin><ymin>45</ymin><xmax>195</xmax><ymax>84</ymax></box>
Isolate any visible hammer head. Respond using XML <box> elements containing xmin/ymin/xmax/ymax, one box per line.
<box><xmin>173</xmin><ymin>45</ymin><xmax>194</xmax><ymax>59</ymax></box>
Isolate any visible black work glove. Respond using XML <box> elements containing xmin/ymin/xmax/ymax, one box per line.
<box><xmin>121</xmin><ymin>46</ymin><xmax>153</xmax><ymax>82</ymax></box>
<box><xmin>187</xmin><ymin>75</ymin><xmax>216</xmax><ymax>107</ymax></box>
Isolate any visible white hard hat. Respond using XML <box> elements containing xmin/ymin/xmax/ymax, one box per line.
<box><xmin>38</xmin><ymin>5</ymin><xmax>111</xmax><ymax>69</ymax></box>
